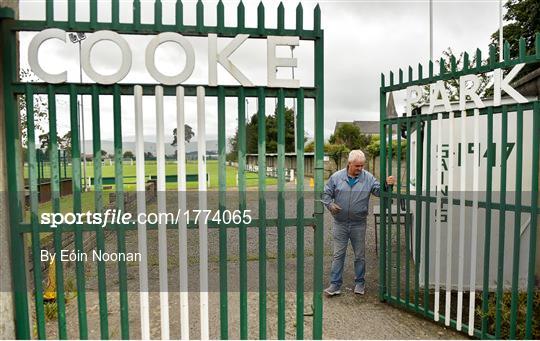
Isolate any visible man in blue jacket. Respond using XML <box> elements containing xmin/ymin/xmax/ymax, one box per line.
<box><xmin>322</xmin><ymin>149</ymin><xmax>395</xmax><ymax>296</ymax></box>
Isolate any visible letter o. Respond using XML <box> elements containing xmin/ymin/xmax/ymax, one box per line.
<box><xmin>28</xmin><ymin>28</ymin><xmax>67</xmax><ymax>83</ymax></box>
<box><xmin>81</xmin><ymin>30</ymin><xmax>132</xmax><ymax>85</ymax></box>
<box><xmin>145</xmin><ymin>32</ymin><xmax>195</xmax><ymax>85</ymax></box>
<box><xmin>64</xmin><ymin>213</ymin><xmax>76</xmax><ymax>225</ymax></box>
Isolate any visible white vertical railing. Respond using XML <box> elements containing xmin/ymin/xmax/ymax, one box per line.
<box><xmin>468</xmin><ymin>108</ymin><xmax>480</xmax><ymax>336</ymax></box>
<box><xmin>197</xmin><ymin>86</ymin><xmax>209</xmax><ymax>340</ymax></box>
<box><xmin>445</xmin><ymin>111</ymin><xmax>455</xmax><ymax>326</ymax></box>
<box><xmin>155</xmin><ymin>85</ymin><xmax>170</xmax><ymax>339</ymax></box>
<box><xmin>434</xmin><ymin>112</ymin><xmax>443</xmax><ymax>321</ymax></box>
<box><xmin>456</xmin><ymin>110</ymin><xmax>467</xmax><ymax>330</ymax></box>
<box><xmin>176</xmin><ymin>86</ymin><xmax>190</xmax><ymax>340</ymax></box>
<box><xmin>134</xmin><ymin>85</ymin><xmax>150</xmax><ymax>339</ymax></box>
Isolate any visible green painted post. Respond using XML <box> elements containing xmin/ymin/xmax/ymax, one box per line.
<box><xmin>525</xmin><ymin>101</ymin><xmax>539</xmax><ymax>339</ymax></box>
<box><xmin>296</xmin><ymin>3</ymin><xmax>303</xmax><ymax>36</ymax></box>
<box><xmin>90</xmin><ymin>0</ymin><xmax>97</xmax><ymax>29</ymax></box>
<box><xmin>379</xmin><ymin>74</ymin><xmax>387</xmax><ymax>302</ymax></box>
<box><xmin>509</xmin><ymin>104</ymin><xmax>523</xmax><ymax>339</ymax></box>
<box><xmin>257</xmin><ymin>87</ymin><xmax>267</xmax><ymax>340</ymax></box>
<box><xmin>423</xmin><ymin>117</ymin><xmax>431</xmax><ymax>316</ymax></box>
<box><xmin>277</xmin><ymin>2</ymin><xmax>284</xmax><ymax>35</ymax></box>
<box><xmin>463</xmin><ymin>52</ymin><xmax>470</xmax><ymax>71</ymax></box>
<box><xmin>67</xmin><ymin>0</ymin><xmax>75</xmax><ymax>28</ymax></box>
<box><xmin>154</xmin><ymin>0</ymin><xmax>162</xmax><ymax>31</ymax></box>
<box><xmin>1</xmin><ymin>13</ymin><xmax>30</xmax><ymax>332</ymax></box>
<box><xmin>414</xmin><ymin>112</ymin><xmax>424</xmax><ymax>312</ymax></box>
<box><xmin>45</xmin><ymin>0</ymin><xmax>53</xmax><ymax>26</ymax></box>
<box><xmin>312</xmin><ymin>5</ymin><xmax>324</xmax><ymax>338</ymax></box>
<box><xmin>397</xmin><ymin>121</ymin><xmax>402</xmax><ymax>302</ymax></box>
<box><xmin>405</xmin><ymin>119</ymin><xmax>411</xmax><ymax>306</ymax></box>
<box><xmin>217</xmin><ymin>85</ymin><xmax>228</xmax><ymax>340</ymax></box>
<box><xmin>238</xmin><ymin>87</ymin><xmax>248</xmax><ymax>340</ymax></box>
<box><xmin>388</xmin><ymin>123</ymin><xmax>393</xmax><ymax>299</ymax></box>
<box><xmin>69</xmin><ymin>84</ymin><xmax>88</xmax><ymax>339</ymax></box>
<box><xmin>26</xmin><ymin>84</ymin><xmax>46</xmax><ymax>339</ymax></box>
<box><xmin>237</xmin><ymin>1</ymin><xmax>244</xmax><ymax>29</ymax></box>
<box><xmin>175</xmin><ymin>0</ymin><xmax>183</xmax><ymax>30</ymax></box>
<box><xmin>48</xmin><ymin>85</ymin><xmax>68</xmax><ymax>339</ymax></box>
<box><xmin>112</xmin><ymin>0</ymin><xmax>119</xmax><ymax>27</ymax></box>
<box><xmin>113</xmin><ymin>84</ymin><xmax>129</xmax><ymax>339</ymax></box>
<box><xmin>91</xmin><ymin>85</ymin><xmax>109</xmax><ymax>339</ymax></box>
<box><xmin>217</xmin><ymin>0</ymin><xmax>224</xmax><ymax>33</ymax></box>
<box><xmin>296</xmin><ymin>88</ymin><xmax>305</xmax><ymax>340</ymax></box>
<box><xmin>405</xmin><ymin>117</ymin><xmax>412</xmax><ymax>306</ymax></box>
<box><xmin>133</xmin><ymin>0</ymin><xmax>141</xmax><ymax>30</ymax></box>
<box><xmin>196</xmin><ymin>0</ymin><xmax>204</xmax><ymax>33</ymax></box>
<box><xmin>257</xmin><ymin>2</ymin><xmax>265</xmax><ymax>36</ymax></box>
<box><xmin>519</xmin><ymin>37</ymin><xmax>526</xmax><ymax>61</ymax></box>
<box><xmin>495</xmin><ymin>107</ymin><xmax>508</xmax><ymax>339</ymax></box>
<box><xmin>475</xmin><ymin>49</ymin><xmax>482</xmax><ymax>70</ymax></box>
<box><xmin>481</xmin><ymin>106</ymin><xmax>494</xmax><ymax>338</ymax></box>
<box><xmin>277</xmin><ymin>88</ymin><xmax>286</xmax><ymax>340</ymax></box>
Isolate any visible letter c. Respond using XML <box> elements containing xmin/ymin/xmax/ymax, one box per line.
<box><xmin>28</xmin><ymin>28</ymin><xmax>67</xmax><ymax>83</ymax></box>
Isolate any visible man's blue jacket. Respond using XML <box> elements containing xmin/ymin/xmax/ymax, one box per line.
<box><xmin>322</xmin><ymin>168</ymin><xmax>384</xmax><ymax>223</ymax></box>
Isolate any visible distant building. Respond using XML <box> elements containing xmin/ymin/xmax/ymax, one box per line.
<box><xmin>333</xmin><ymin>92</ymin><xmax>399</xmax><ymax>137</ymax></box>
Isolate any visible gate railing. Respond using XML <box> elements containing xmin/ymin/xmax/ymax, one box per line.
<box><xmin>1</xmin><ymin>1</ymin><xmax>325</xmax><ymax>339</ymax></box>
<box><xmin>379</xmin><ymin>37</ymin><xmax>539</xmax><ymax>339</ymax></box>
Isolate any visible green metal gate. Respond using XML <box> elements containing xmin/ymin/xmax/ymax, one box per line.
<box><xmin>379</xmin><ymin>38</ymin><xmax>539</xmax><ymax>338</ymax></box>
<box><xmin>1</xmin><ymin>1</ymin><xmax>325</xmax><ymax>339</ymax></box>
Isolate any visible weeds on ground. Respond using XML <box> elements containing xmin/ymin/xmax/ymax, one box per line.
<box><xmin>476</xmin><ymin>290</ymin><xmax>540</xmax><ymax>339</ymax></box>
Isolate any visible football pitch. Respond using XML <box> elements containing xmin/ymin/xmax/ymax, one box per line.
<box><xmin>25</xmin><ymin>159</ymin><xmax>278</xmax><ymax>190</ymax></box>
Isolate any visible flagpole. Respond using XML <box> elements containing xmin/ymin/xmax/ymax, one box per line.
<box><xmin>429</xmin><ymin>0</ymin><xmax>433</xmax><ymax>61</ymax></box>
<box><xmin>499</xmin><ymin>0</ymin><xmax>503</xmax><ymax>62</ymax></box>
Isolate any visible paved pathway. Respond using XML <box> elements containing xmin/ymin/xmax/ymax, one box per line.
<box><xmin>37</xmin><ymin>183</ymin><xmax>467</xmax><ymax>339</ymax></box>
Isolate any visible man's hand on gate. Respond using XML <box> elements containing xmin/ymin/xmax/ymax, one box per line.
<box><xmin>386</xmin><ymin>175</ymin><xmax>396</xmax><ymax>186</ymax></box>
<box><xmin>328</xmin><ymin>202</ymin><xmax>342</xmax><ymax>215</ymax></box>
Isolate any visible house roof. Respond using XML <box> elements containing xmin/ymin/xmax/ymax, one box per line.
<box><xmin>334</xmin><ymin>92</ymin><xmax>400</xmax><ymax>135</ymax></box>
<box><xmin>334</xmin><ymin>120</ymin><xmax>381</xmax><ymax>135</ymax></box>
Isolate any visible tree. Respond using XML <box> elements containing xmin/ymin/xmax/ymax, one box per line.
<box><xmin>325</xmin><ymin>143</ymin><xmax>349</xmax><ymax>169</ymax></box>
<box><xmin>171</xmin><ymin>124</ymin><xmax>195</xmax><ymax>146</ymax></box>
<box><xmin>329</xmin><ymin>123</ymin><xmax>371</xmax><ymax>151</ymax></box>
<box><xmin>123</xmin><ymin>150</ymin><xmax>135</xmax><ymax>159</ymax></box>
<box><xmin>144</xmin><ymin>151</ymin><xmax>155</xmax><ymax>160</ymax></box>
<box><xmin>101</xmin><ymin>150</ymin><xmax>108</xmax><ymax>158</ymax></box>
<box><xmin>59</xmin><ymin>131</ymin><xmax>71</xmax><ymax>150</ymax></box>
<box><xmin>491</xmin><ymin>0</ymin><xmax>540</xmax><ymax>77</ymax></box>
<box><xmin>228</xmin><ymin>106</ymin><xmax>305</xmax><ymax>160</ymax></box>
<box><xmin>304</xmin><ymin>140</ymin><xmax>315</xmax><ymax>153</ymax></box>
<box><xmin>19</xmin><ymin>68</ymin><xmax>49</xmax><ymax>148</ymax></box>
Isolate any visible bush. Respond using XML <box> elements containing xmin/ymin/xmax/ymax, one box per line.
<box><xmin>476</xmin><ymin>290</ymin><xmax>540</xmax><ymax>339</ymax></box>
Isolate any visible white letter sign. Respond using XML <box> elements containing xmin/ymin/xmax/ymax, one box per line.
<box><xmin>459</xmin><ymin>74</ymin><xmax>485</xmax><ymax>111</ymax></box>
<box><xmin>81</xmin><ymin>30</ymin><xmax>132</xmax><ymax>85</ymax></box>
<box><xmin>146</xmin><ymin>32</ymin><xmax>195</xmax><ymax>85</ymax></box>
<box><xmin>267</xmin><ymin>36</ymin><xmax>300</xmax><ymax>88</ymax></box>
<box><xmin>494</xmin><ymin>63</ymin><xmax>528</xmax><ymax>106</ymax></box>
<box><xmin>406</xmin><ymin>85</ymin><xmax>423</xmax><ymax>116</ymax></box>
<box><xmin>428</xmin><ymin>80</ymin><xmax>452</xmax><ymax>115</ymax></box>
<box><xmin>28</xmin><ymin>28</ymin><xmax>67</xmax><ymax>84</ymax></box>
<box><xmin>208</xmin><ymin>34</ymin><xmax>253</xmax><ymax>86</ymax></box>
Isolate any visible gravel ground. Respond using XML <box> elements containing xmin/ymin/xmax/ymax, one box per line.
<box><xmin>37</xmin><ymin>181</ymin><xmax>467</xmax><ymax>339</ymax></box>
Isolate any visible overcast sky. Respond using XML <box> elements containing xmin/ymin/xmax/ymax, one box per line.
<box><xmin>18</xmin><ymin>0</ymin><xmax>502</xmax><ymax>144</ymax></box>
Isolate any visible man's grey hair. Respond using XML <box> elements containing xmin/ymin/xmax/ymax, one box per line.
<box><xmin>348</xmin><ymin>150</ymin><xmax>366</xmax><ymax>163</ymax></box>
